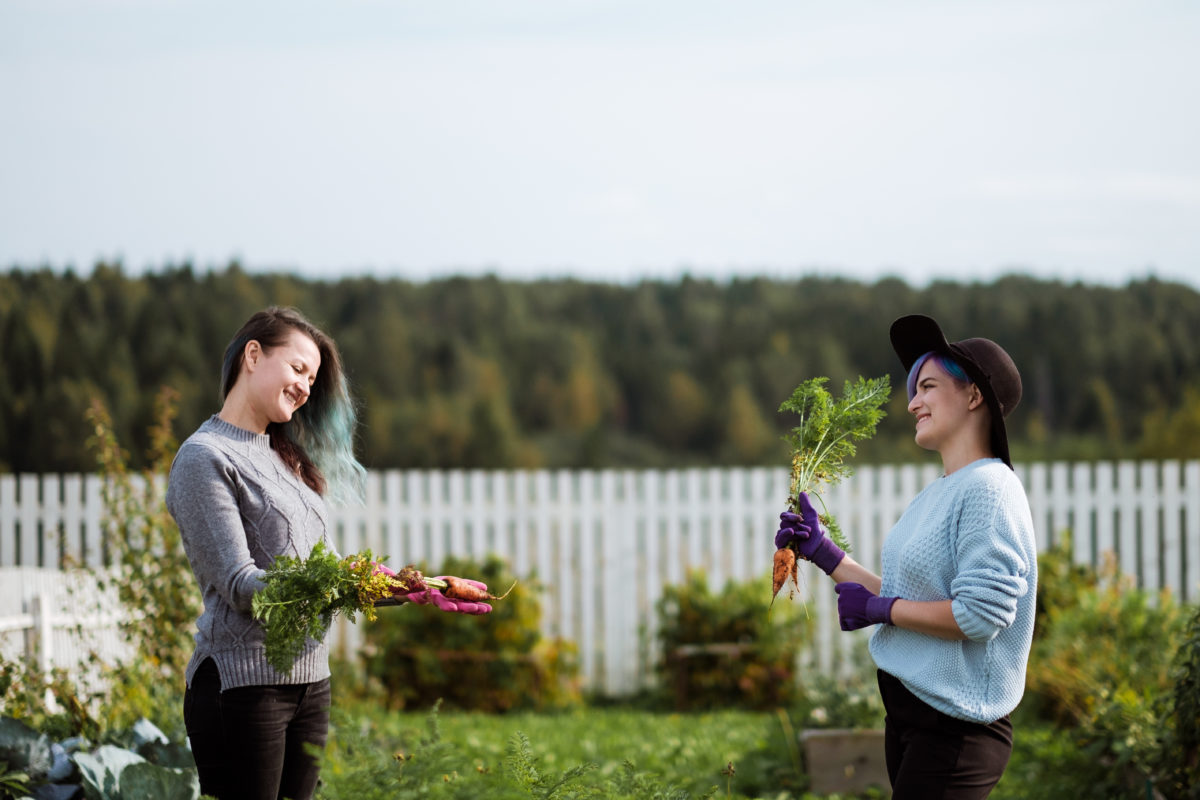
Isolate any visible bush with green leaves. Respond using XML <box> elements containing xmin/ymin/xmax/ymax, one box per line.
<box><xmin>1</xmin><ymin>388</ymin><xmax>195</xmax><ymax>743</ymax></box>
<box><xmin>364</xmin><ymin>555</ymin><xmax>581</xmax><ymax>712</ymax></box>
<box><xmin>1152</xmin><ymin>602</ymin><xmax>1200</xmax><ymax>799</ymax></box>
<box><xmin>656</xmin><ymin>570</ymin><xmax>808</xmax><ymax>711</ymax></box>
<box><xmin>1025</xmin><ymin>545</ymin><xmax>1186</xmax><ymax>727</ymax></box>
<box><xmin>0</xmin><ymin>714</ymin><xmax>200</xmax><ymax>800</ymax></box>
<box><xmin>791</xmin><ymin>669</ymin><xmax>885</xmax><ymax>731</ymax></box>
<box><xmin>79</xmin><ymin>387</ymin><xmax>199</xmax><ymax>738</ymax></box>
<box><xmin>1015</xmin><ymin>537</ymin><xmax>1191</xmax><ymax>797</ymax></box>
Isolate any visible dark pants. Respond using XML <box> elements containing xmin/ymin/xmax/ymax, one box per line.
<box><xmin>877</xmin><ymin>670</ymin><xmax>1013</xmax><ymax>800</ymax></box>
<box><xmin>184</xmin><ymin>658</ymin><xmax>331</xmax><ymax>800</ymax></box>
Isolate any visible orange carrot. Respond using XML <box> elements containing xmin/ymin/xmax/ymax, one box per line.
<box><xmin>772</xmin><ymin>547</ymin><xmax>797</xmax><ymax>600</ymax></box>
<box><xmin>442</xmin><ymin>576</ymin><xmax>513</xmax><ymax>601</ymax></box>
<box><xmin>393</xmin><ymin>566</ymin><xmax>515</xmax><ymax>601</ymax></box>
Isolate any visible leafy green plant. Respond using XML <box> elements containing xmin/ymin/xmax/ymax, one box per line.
<box><xmin>81</xmin><ymin>387</ymin><xmax>199</xmax><ymax>738</ymax></box>
<box><xmin>314</xmin><ymin>702</ymin><xmax>725</xmax><ymax>800</ymax></box>
<box><xmin>74</xmin><ymin>744</ymin><xmax>200</xmax><ymax>800</ymax></box>
<box><xmin>365</xmin><ymin>555</ymin><xmax>580</xmax><ymax>712</ymax></box>
<box><xmin>792</xmin><ymin>671</ymin><xmax>885</xmax><ymax>731</ymax></box>
<box><xmin>608</xmin><ymin>760</ymin><xmax>716</xmax><ymax>800</ymax></box>
<box><xmin>505</xmin><ymin>730</ymin><xmax>601</xmax><ymax>799</ymax></box>
<box><xmin>86</xmin><ymin>386</ymin><xmax>200</xmax><ymax>679</ymax></box>
<box><xmin>0</xmin><ymin>717</ymin><xmax>51</xmax><ymax>786</ymax></box>
<box><xmin>252</xmin><ymin>541</ymin><xmax>400</xmax><ymax>674</ymax></box>
<box><xmin>0</xmin><ymin>762</ymin><xmax>32</xmax><ymax>800</ymax></box>
<box><xmin>1153</xmin><ymin>603</ymin><xmax>1200</xmax><ymax>799</ymax></box>
<box><xmin>1026</xmin><ymin>550</ymin><xmax>1185</xmax><ymax>727</ymax></box>
<box><xmin>779</xmin><ymin>375</ymin><xmax>891</xmax><ymax>551</ymax></box>
<box><xmin>0</xmin><ymin>654</ymin><xmax>105</xmax><ymax>741</ymax></box>
<box><xmin>1020</xmin><ymin>538</ymin><xmax>1190</xmax><ymax>796</ymax></box>
<box><xmin>656</xmin><ymin>570</ymin><xmax>807</xmax><ymax>710</ymax></box>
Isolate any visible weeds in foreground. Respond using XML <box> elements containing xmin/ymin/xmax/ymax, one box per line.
<box><xmin>314</xmin><ymin>702</ymin><xmax>723</xmax><ymax>800</ymax></box>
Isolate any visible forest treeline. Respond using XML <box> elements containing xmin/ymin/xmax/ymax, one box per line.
<box><xmin>2</xmin><ymin>263</ymin><xmax>1199</xmax><ymax>474</ymax></box>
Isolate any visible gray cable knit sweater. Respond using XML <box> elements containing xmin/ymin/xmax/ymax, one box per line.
<box><xmin>167</xmin><ymin>415</ymin><xmax>334</xmax><ymax>691</ymax></box>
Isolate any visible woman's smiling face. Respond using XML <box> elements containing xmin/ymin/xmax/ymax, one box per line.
<box><xmin>246</xmin><ymin>329</ymin><xmax>321</xmax><ymax>427</ymax></box>
<box><xmin>907</xmin><ymin>357</ymin><xmax>976</xmax><ymax>453</ymax></box>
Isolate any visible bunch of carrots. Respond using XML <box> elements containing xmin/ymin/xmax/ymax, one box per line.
<box><xmin>771</xmin><ymin>375</ymin><xmax>890</xmax><ymax>605</ymax></box>
<box><xmin>253</xmin><ymin>542</ymin><xmax>506</xmax><ymax>674</ymax></box>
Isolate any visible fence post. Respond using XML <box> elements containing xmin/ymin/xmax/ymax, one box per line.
<box><xmin>31</xmin><ymin>593</ymin><xmax>53</xmax><ymax>673</ymax></box>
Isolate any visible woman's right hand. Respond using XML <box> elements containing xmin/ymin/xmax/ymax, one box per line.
<box><xmin>775</xmin><ymin>492</ymin><xmax>846</xmax><ymax>575</ymax></box>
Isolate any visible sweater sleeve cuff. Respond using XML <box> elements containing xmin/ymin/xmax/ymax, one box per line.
<box><xmin>951</xmin><ymin>597</ymin><xmax>1000</xmax><ymax>642</ymax></box>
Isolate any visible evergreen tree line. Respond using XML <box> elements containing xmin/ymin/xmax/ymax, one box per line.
<box><xmin>2</xmin><ymin>263</ymin><xmax>1199</xmax><ymax>474</ymax></box>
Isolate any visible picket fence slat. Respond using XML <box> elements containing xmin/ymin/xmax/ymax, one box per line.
<box><xmin>0</xmin><ymin>477</ymin><xmax>15</xmax><ymax>567</ymax></box>
<box><xmin>1</xmin><ymin>462</ymin><xmax>1197</xmax><ymax>695</ymax></box>
<box><xmin>1187</xmin><ymin>463</ymin><xmax>1200</xmax><ymax>601</ymax></box>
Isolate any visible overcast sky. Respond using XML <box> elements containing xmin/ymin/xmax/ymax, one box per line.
<box><xmin>2</xmin><ymin>0</ymin><xmax>1198</xmax><ymax>287</ymax></box>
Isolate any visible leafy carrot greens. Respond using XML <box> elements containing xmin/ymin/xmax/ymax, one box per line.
<box><xmin>780</xmin><ymin>375</ymin><xmax>892</xmax><ymax>553</ymax></box>
<box><xmin>252</xmin><ymin>541</ymin><xmax>409</xmax><ymax>674</ymax></box>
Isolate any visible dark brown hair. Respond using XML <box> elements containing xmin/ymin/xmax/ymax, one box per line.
<box><xmin>221</xmin><ymin>307</ymin><xmax>351</xmax><ymax>496</ymax></box>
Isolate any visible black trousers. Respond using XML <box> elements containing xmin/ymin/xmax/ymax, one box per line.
<box><xmin>184</xmin><ymin>658</ymin><xmax>331</xmax><ymax>800</ymax></box>
<box><xmin>877</xmin><ymin>670</ymin><xmax>1013</xmax><ymax>800</ymax></box>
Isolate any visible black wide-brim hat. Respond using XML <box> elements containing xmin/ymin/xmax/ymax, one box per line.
<box><xmin>890</xmin><ymin>314</ymin><xmax>1022</xmax><ymax>469</ymax></box>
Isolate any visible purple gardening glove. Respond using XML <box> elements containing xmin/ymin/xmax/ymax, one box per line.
<box><xmin>404</xmin><ymin>576</ymin><xmax>492</xmax><ymax>615</ymax></box>
<box><xmin>774</xmin><ymin>492</ymin><xmax>846</xmax><ymax>575</ymax></box>
<box><xmin>834</xmin><ymin>582</ymin><xmax>898</xmax><ymax>631</ymax></box>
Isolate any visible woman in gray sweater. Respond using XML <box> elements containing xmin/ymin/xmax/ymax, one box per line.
<box><xmin>167</xmin><ymin>307</ymin><xmax>490</xmax><ymax>800</ymax></box>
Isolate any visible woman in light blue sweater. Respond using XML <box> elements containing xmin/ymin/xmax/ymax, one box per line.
<box><xmin>168</xmin><ymin>307</ymin><xmax>490</xmax><ymax>800</ymax></box>
<box><xmin>778</xmin><ymin>314</ymin><xmax>1037</xmax><ymax>799</ymax></box>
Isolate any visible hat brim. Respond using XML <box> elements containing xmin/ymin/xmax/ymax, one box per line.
<box><xmin>890</xmin><ymin>314</ymin><xmax>953</xmax><ymax>372</ymax></box>
<box><xmin>889</xmin><ymin>314</ymin><xmax>1014</xmax><ymax>469</ymax></box>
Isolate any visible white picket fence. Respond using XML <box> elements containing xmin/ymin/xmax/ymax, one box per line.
<box><xmin>2</xmin><ymin>461</ymin><xmax>1198</xmax><ymax>695</ymax></box>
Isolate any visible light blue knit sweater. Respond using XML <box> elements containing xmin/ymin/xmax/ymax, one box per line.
<box><xmin>869</xmin><ymin>458</ymin><xmax>1038</xmax><ymax>724</ymax></box>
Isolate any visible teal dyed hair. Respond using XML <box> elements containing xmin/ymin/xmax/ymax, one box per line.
<box><xmin>222</xmin><ymin>307</ymin><xmax>366</xmax><ymax>506</ymax></box>
<box><xmin>906</xmin><ymin>351</ymin><xmax>970</xmax><ymax>401</ymax></box>
<box><xmin>290</xmin><ymin>368</ymin><xmax>367</xmax><ymax>507</ymax></box>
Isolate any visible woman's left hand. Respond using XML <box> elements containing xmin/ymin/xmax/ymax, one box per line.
<box><xmin>834</xmin><ymin>582</ymin><xmax>898</xmax><ymax>630</ymax></box>
<box><xmin>404</xmin><ymin>577</ymin><xmax>492</xmax><ymax>615</ymax></box>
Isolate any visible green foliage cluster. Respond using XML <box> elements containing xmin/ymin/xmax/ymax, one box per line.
<box><xmin>4</xmin><ymin>265</ymin><xmax>1200</xmax><ymax>474</ymax></box>
<box><xmin>253</xmin><ymin>541</ymin><xmax>399</xmax><ymax>674</ymax></box>
<box><xmin>0</xmin><ymin>653</ymin><xmax>110</xmax><ymax>744</ymax></box>
<box><xmin>0</xmin><ymin>713</ymin><xmax>200</xmax><ymax>800</ymax></box>
<box><xmin>86</xmin><ymin>387</ymin><xmax>198</xmax><ymax>677</ymax></box>
<box><xmin>656</xmin><ymin>571</ymin><xmax>807</xmax><ymax>711</ymax></box>
<box><xmin>2</xmin><ymin>392</ymin><xmax>196</xmax><ymax>746</ymax></box>
<box><xmin>1151</xmin><ymin>603</ymin><xmax>1200</xmax><ymax>798</ymax></box>
<box><xmin>1016</xmin><ymin>538</ymin><xmax>1197</xmax><ymax>798</ymax></box>
<box><xmin>364</xmin><ymin>555</ymin><xmax>581</xmax><ymax>712</ymax></box>
<box><xmin>315</xmin><ymin>702</ymin><xmax>811</xmax><ymax>800</ymax></box>
<box><xmin>780</xmin><ymin>375</ymin><xmax>890</xmax><ymax>549</ymax></box>
<box><xmin>82</xmin><ymin>387</ymin><xmax>200</xmax><ymax>736</ymax></box>
<box><xmin>790</xmin><ymin>671</ymin><xmax>886</xmax><ymax>732</ymax></box>
<box><xmin>1026</xmin><ymin>548</ymin><xmax>1186</xmax><ymax>726</ymax></box>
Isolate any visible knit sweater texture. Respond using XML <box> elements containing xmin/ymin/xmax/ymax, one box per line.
<box><xmin>167</xmin><ymin>415</ymin><xmax>334</xmax><ymax>691</ymax></box>
<box><xmin>869</xmin><ymin>458</ymin><xmax>1038</xmax><ymax>724</ymax></box>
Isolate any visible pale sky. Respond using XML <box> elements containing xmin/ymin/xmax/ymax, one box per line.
<box><xmin>2</xmin><ymin>0</ymin><xmax>1198</xmax><ymax>287</ymax></box>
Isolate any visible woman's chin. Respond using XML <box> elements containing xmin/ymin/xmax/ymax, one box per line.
<box><xmin>913</xmin><ymin>433</ymin><xmax>937</xmax><ymax>452</ymax></box>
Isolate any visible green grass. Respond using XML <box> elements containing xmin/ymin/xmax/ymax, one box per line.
<box><xmin>317</xmin><ymin>700</ymin><xmax>1100</xmax><ymax>800</ymax></box>
<box><xmin>317</xmin><ymin>702</ymin><xmax>826</xmax><ymax>799</ymax></box>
